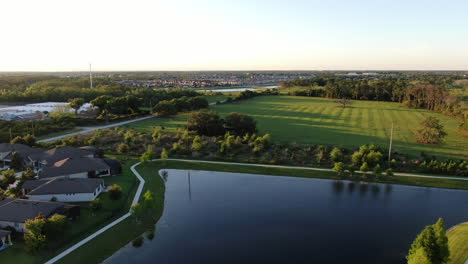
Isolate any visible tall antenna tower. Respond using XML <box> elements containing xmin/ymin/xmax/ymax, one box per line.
<box><xmin>89</xmin><ymin>63</ymin><xmax>93</xmax><ymax>89</ymax></box>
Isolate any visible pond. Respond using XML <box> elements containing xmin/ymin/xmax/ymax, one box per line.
<box><xmin>105</xmin><ymin>170</ymin><xmax>468</xmax><ymax>264</ymax></box>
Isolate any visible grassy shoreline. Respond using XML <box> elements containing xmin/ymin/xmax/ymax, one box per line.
<box><xmin>447</xmin><ymin>222</ymin><xmax>468</xmax><ymax>264</ymax></box>
<box><xmin>2</xmin><ymin>159</ymin><xmax>467</xmax><ymax>264</ymax></box>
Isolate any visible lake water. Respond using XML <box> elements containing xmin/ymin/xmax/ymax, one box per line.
<box><xmin>105</xmin><ymin>170</ymin><xmax>468</xmax><ymax>264</ymax></box>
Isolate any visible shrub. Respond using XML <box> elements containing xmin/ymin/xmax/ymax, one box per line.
<box><xmin>360</xmin><ymin>162</ymin><xmax>369</xmax><ymax>172</ymax></box>
<box><xmin>108</xmin><ymin>184</ymin><xmax>123</xmax><ymax>200</ymax></box>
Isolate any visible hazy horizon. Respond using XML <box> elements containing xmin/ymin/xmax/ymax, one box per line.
<box><xmin>2</xmin><ymin>0</ymin><xmax>468</xmax><ymax>71</ymax></box>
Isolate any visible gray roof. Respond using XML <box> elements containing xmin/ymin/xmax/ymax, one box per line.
<box><xmin>39</xmin><ymin>157</ymin><xmax>110</xmax><ymax>179</ymax></box>
<box><xmin>22</xmin><ymin>179</ymin><xmax>50</xmax><ymax>190</ymax></box>
<box><xmin>0</xmin><ymin>143</ymin><xmax>44</xmax><ymax>161</ymax></box>
<box><xmin>0</xmin><ymin>198</ymin><xmax>65</xmax><ymax>223</ymax></box>
<box><xmin>25</xmin><ymin>178</ymin><xmax>104</xmax><ymax>195</ymax></box>
<box><xmin>39</xmin><ymin>146</ymin><xmax>93</xmax><ymax>164</ymax></box>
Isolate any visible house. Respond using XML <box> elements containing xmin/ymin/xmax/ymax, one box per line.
<box><xmin>0</xmin><ymin>143</ymin><xmax>45</xmax><ymax>170</ymax></box>
<box><xmin>0</xmin><ymin>144</ymin><xmax>121</xmax><ymax>179</ymax></box>
<box><xmin>0</xmin><ymin>230</ymin><xmax>13</xmax><ymax>250</ymax></box>
<box><xmin>22</xmin><ymin>178</ymin><xmax>105</xmax><ymax>202</ymax></box>
<box><xmin>0</xmin><ymin>198</ymin><xmax>80</xmax><ymax>232</ymax></box>
<box><xmin>38</xmin><ymin>157</ymin><xmax>121</xmax><ymax>179</ymax></box>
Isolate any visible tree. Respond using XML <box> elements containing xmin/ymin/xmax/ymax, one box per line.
<box><xmin>373</xmin><ymin>164</ymin><xmax>382</xmax><ymax>177</ymax></box>
<box><xmin>330</xmin><ymin>147</ymin><xmax>344</xmax><ymax>162</ymax></box>
<box><xmin>191</xmin><ymin>136</ymin><xmax>202</xmax><ymax>152</ymax></box>
<box><xmin>153</xmin><ymin>100</ymin><xmax>178</xmax><ymax>117</ymax></box>
<box><xmin>407</xmin><ymin>219</ymin><xmax>450</xmax><ymax>264</ymax></box>
<box><xmin>143</xmin><ymin>190</ymin><xmax>156</xmax><ymax>212</ymax></box>
<box><xmin>187</xmin><ymin>110</ymin><xmax>225</xmax><ymax>136</ymax></box>
<box><xmin>335</xmin><ymin>97</ymin><xmax>352</xmax><ymax>108</ymax></box>
<box><xmin>347</xmin><ymin>165</ymin><xmax>356</xmax><ymax>178</ymax></box>
<box><xmin>24</xmin><ymin>215</ymin><xmax>47</xmax><ymax>252</ymax></box>
<box><xmin>49</xmin><ymin>104</ymin><xmax>74</xmax><ymax>119</ymax></box>
<box><xmin>10</xmin><ymin>152</ymin><xmax>24</xmax><ymax>170</ymax></box>
<box><xmin>45</xmin><ymin>214</ymin><xmax>67</xmax><ymax>239</ymax></box>
<box><xmin>23</xmin><ymin>134</ymin><xmax>36</xmax><ymax>146</ymax></box>
<box><xmin>117</xmin><ymin>143</ymin><xmax>129</xmax><ymax>154</ymax></box>
<box><xmin>1</xmin><ymin>169</ymin><xmax>16</xmax><ymax>187</ymax></box>
<box><xmin>21</xmin><ymin>167</ymin><xmax>37</xmax><ymax>180</ymax></box>
<box><xmin>108</xmin><ymin>184</ymin><xmax>123</xmax><ymax>200</ymax></box>
<box><xmin>407</xmin><ymin>248</ymin><xmax>431</xmax><ymax>264</ymax></box>
<box><xmin>415</xmin><ymin>116</ymin><xmax>447</xmax><ymax>144</ymax></box>
<box><xmin>10</xmin><ymin>136</ymin><xmax>27</xmax><ymax>145</ymax></box>
<box><xmin>90</xmin><ymin>198</ymin><xmax>102</xmax><ymax>212</ymax></box>
<box><xmin>130</xmin><ymin>203</ymin><xmax>143</xmax><ymax>222</ymax></box>
<box><xmin>140</xmin><ymin>145</ymin><xmax>156</xmax><ymax>163</ymax></box>
<box><xmin>360</xmin><ymin>162</ymin><xmax>369</xmax><ymax>172</ymax></box>
<box><xmin>433</xmin><ymin>218</ymin><xmax>450</xmax><ymax>264</ymax></box>
<box><xmin>224</xmin><ymin>112</ymin><xmax>257</xmax><ymax>136</ymax></box>
<box><xmin>161</xmin><ymin>148</ymin><xmax>168</xmax><ymax>160</ymax></box>
<box><xmin>333</xmin><ymin>162</ymin><xmax>345</xmax><ymax>177</ymax></box>
<box><xmin>385</xmin><ymin>168</ymin><xmax>394</xmax><ymax>177</ymax></box>
<box><xmin>68</xmin><ymin>98</ymin><xmax>85</xmax><ymax>115</ymax></box>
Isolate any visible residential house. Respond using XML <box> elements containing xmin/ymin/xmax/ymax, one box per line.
<box><xmin>22</xmin><ymin>178</ymin><xmax>105</xmax><ymax>202</ymax></box>
<box><xmin>0</xmin><ymin>198</ymin><xmax>80</xmax><ymax>232</ymax></box>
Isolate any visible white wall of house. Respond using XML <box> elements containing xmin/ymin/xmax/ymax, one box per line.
<box><xmin>0</xmin><ymin>221</ymin><xmax>26</xmax><ymax>232</ymax></box>
<box><xmin>27</xmin><ymin>184</ymin><xmax>104</xmax><ymax>202</ymax></box>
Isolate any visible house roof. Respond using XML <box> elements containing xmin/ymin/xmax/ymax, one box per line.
<box><xmin>22</xmin><ymin>179</ymin><xmax>50</xmax><ymax>190</ymax></box>
<box><xmin>0</xmin><ymin>143</ymin><xmax>44</xmax><ymax>161</ymax></box>
<box><xmin>0</xmin><ymin>198</ymin><xmax>65</xmax><ymax>223</ymax></box>
<box><xmin>24</xmin><ymin>178</ymin><xmax>104</xmax><ymax>195</ymax></box>
<box><xmin>39</xmin><ymin>157</ymin><xmax>110</xmax><ymax>179</ymax></box>
<box><xmin>103</xmin><ymin>158</ymin><xmax>121</xmax><ymax>170</ymax></box>
<box><xmin>39</xmin><ymin>146</ymin><xmax>93</xmax><ymax>164</ymax></box>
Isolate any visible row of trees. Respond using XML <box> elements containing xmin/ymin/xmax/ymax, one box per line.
<box><xmin>48</xmin><ymin>125</ymin><xmax>468</xmax><ymax>177</ymax></box>
<box><xmin>187</xmin><ymin>110</ymin><xmax>257</xmax><ymax>137</ymax></box>
<box><xmin>153</xmin><ymin>96</ymin><xmax>208</xmax><ymax>117</ymax></box>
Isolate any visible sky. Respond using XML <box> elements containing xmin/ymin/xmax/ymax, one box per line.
<box><xmin>1</xmin><ymin>0</ymin><xmax>468</xmax><ymax>71</ymax></box>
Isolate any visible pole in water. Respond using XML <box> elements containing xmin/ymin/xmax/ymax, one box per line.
<box><xmin>388</xmin><ymin>121</ymin><xmax>394</xmax><ymax>164</ymax></box>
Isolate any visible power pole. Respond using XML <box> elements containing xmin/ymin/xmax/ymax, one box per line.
<box><xmin>89</xmin><ymin>63</ymin><xmax>93</xmax><ymax>89</ymax></box>
<box><xmin>388</xmin><ymin>121</ymin><xmax>394</xmax><ymax>164</ymax></box>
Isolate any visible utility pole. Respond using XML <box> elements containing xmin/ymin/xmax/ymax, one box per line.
<box><xmin>89</xmin><ymin>63</ymin><xmax>93</xmax><ymax>89</ymax></box>
<box><xmin>388</xmin><ymin>122</ymin><xmax>394</xmax><ymax>164</ymax></box>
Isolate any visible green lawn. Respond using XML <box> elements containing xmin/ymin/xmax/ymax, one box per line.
<box><xmin>447</xmin><ymin>222</ymin><xmax>468</xmax><ymax>264</ymax></box>
<box><xmin>0</xmin><ymin>157</ymin><xmax>139</xmax><ymax>264</ymax></box>
<box><xmin>123</xmin><ymin>96</ymin><xmax>467</xmax><ymax>159</ymax></box>
<box><xmin>3</xmin><ymin>159</ymin><xmax>467</xmax><ymax>264</ymax></box>
<box><xmin>36</xmin><ymin>128</ymin><xmax>83</xmax><ymax>140</ymax></box>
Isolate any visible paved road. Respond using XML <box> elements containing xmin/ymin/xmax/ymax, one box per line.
<box><xmin>38</xmin><ymin>115</ymin><xmax>155</xmax><ymax>143</ymax></box>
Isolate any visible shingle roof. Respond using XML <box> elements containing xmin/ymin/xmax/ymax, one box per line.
<box><xmin>22</xmin><ymin>179</ymin><xmax>50</xmax><ymax>190</ymax></box>
<box><xmin>0</xmin><ymin>198</ymin><xmax>65</xmax><ymax>223</ymax></box>
<box><xmin>39</xmin><ymin>157</ymin><xmax>110</xmax><ymax>179</ymax></box>
<box><xmin>40</xmin><ymin>146</ymin><xmax>93</xmax><ymax>164</ymax></box>
<box><xmin>0</xmin><ymin>143</ymin><xmax>44</xmax><ymax>161</ymax></box>
<box><xmin>25</xmin><ymin>178</ymin><xmax>103</xmax><ymax>195</ymax></box>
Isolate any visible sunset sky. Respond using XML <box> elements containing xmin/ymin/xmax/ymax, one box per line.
<box><xmin>1</xmin><ymin>0</ymin><xmax>467</xmax><ymax>71</ymax></box>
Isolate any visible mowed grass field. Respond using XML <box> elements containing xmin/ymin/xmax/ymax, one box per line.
<box><xmin>122</xmin><ymin>96</ymin><xmax>467</xmax><ymax>159</ymax></box>
<box><xmin>447</xmin><ymin>222</ymin><xmax>468</xmax><ymax>264</ymax></box>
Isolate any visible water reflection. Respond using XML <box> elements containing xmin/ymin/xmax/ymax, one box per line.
<box><xmin>105</xmin><ymin>170</ymin><xmax>468</xmax><ymax>264</ymax></box>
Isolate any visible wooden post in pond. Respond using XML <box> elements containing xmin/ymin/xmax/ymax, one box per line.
<box><xmin>388</xmin><ymin>122</ymin><xmax>394</xmax><ymax>164</ymax></box>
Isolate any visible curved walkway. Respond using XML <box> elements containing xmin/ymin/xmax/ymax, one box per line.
<box><xmin>44</xmin><ymin>158</ymin><xmax>468</xmax><ymax>264</ymax></box>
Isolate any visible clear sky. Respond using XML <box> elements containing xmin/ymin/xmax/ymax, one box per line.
<box><xmin>1</xmin><ymin>0</ymin><xmax>467</xmax><ymax>71</ymax></box>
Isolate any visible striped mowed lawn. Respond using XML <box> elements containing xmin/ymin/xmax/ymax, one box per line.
<box><xmin>122</xmin><ymin>96</ymin><xmax>467</xmax><ymax>158</ymax></box>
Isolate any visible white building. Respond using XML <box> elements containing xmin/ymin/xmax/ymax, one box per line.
<box><xmin>22</xmin><ymin>178</ymin><xmax>105</xmax><ymax>202</ymax></box>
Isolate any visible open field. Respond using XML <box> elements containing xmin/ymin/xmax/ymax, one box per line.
<box><xmin>447</xmin><ymin>222</ymin><xmax>468</xmax><ymax>264</ymax></box>
<box><xmin>122</xmin><ymin>96</ymin><xmax>467</xmax><ymax>159</ymax></box>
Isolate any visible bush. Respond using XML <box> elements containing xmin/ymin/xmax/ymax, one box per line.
<box><xmin>108</xmin><ymin>184</ymin><xmax>123</xmax><ymax>200</ymax></box>
<box><xmin>90</xmin><ymin>198</ymin><xmax>102</xmax><ymax>211</ymax></box>
<box><xmin>360</xmin><ymin>162</ymin><xmax>370</xmax><ymax>172</ymax></box>
<box><xmin>132</xmin><ymin>236</ymin><xmax>144</xmax><ymax>247</ymax></box>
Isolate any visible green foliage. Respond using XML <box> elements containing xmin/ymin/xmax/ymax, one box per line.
<box><xmin>21</xmin><ymin>167</ymin><xmax>37</xmax><ymax>180</ymax></box>
<box><xmin>10</xmin><ymin>152</ymin><xmax>24</xmax><ymax>170</ymax></box>
<box><xmin>44</xmin><ymin>214</ymin><xmax>67</xmax><ymax>239</ymax></box>
<box><xmin>187</xmin><ymin>110</ymin><xmax>225</xmax><ymax>136</ymax></box>
<box><xmin>140</xmin><ymin>145</ymin><xmax>156</xmax><ymax>163</ymax></box>
<box><xmin>333</xmin><ymin>162</ymin><xmax>345</xmax><ymax>176</ymax></box>
<box><xmin>24</xmin><ymin>215</ymin><xmax>47</xmax><ymax>252</ymax></box>
<box><xmin>108</xmin><ymin>184</ymin><xmax>123</xmax><ymax>200</ymax></box>
<box><xmin>68</xmin><ymin>98</ymin><xmax>85</xmax><ymax>114</ymax></box>
<box><xmin>360</xmin><ymin>162</ymin><xmax>369</xmax><ymax>172</ymax></box>
<box><xmin>330</xmin><ymin>147</ymin><xmax>344</xmax><ymax>162</ymax></box>
<box><xmin>373</xmin><ymin>164</ymin><xmax>382</xmax><ymax>176</ymax></box>
<box><xmin>160</xmin><ymin>148</ymin><xmax>168</xmax><ymax>160</ymax></box>
<box><xmin>191</xmin><ymin>136</ymin><xmax>203</xmax><ymax>152</ymax></box>
<box><xmin>415</xmin><ymin>116</ymin><xmax>447</xmax><ymax>144</ymax></box>
<box><xmin>224</xmin><ymin>112</ymin><xmax>257</xmax><ymax>136</ymax></box>
<box><xmin>130</xmin><ymin>203</ymin><xmax>143</xmax><ymax>222</ymax></box>
<box><xmin>407</xmin><ymin>218</ymin><xmax>450</xmax><ymax>264</ymax></box>
<box><xmin>385</xmin><ymin>168</ymin><xmax>394</xmax><ymax>177</ymax></box>
<box><xmin>117</xmin><ymin>143</ymin><xmax>129</xmax><ymax>154</ymax></box>
<box><xmin>1</xmin><ymin>169</ymin><xmax>16</xmax><ymax>188</ymax></box>
<box><xmin>90</xmin><ymin>198</ymin><xmax>102</xmax><ymax>212</ymax></box>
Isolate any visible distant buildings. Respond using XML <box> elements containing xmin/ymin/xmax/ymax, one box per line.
<box><xmin>0</xmin><ymin>102</ymin><xmax>95</xmax><ymax>121</ymax></box>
